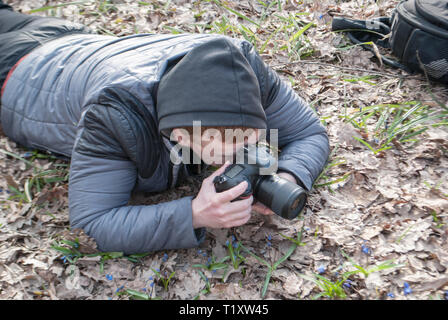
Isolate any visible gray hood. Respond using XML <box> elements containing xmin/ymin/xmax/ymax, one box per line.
<box><xmin>156</xmin><ymin>37</ymin><xmax>267</xmax><ymax>137</ymax></box>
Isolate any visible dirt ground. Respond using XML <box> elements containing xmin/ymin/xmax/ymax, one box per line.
<box><xmin>0</xmin><ymin>0</ymin><xmax>447</xmax><ymax>300</ymax></box>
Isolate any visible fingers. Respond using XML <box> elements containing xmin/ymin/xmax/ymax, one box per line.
<box><xmin>220</xmin><ymin>206</ymin><xmax>252</xmax><ymax>228</ymax></box>
<box><xmin>205</xmin><ymin>161</ymin><xmax>231</xmax><ymax>185</ymax></box>
<box><xmin>216</xmin><ymin>180</ymin><xmax>248</xmax><ymax>203</ymax></box>
<box><xmin>225</xmin><ymin>210</ymin><xmax>252</xmax><ymax>227</ymax></box>
<box><xmin>225</xmin><ymin>195</ymin><xmax>253</xmax><ymax>213</ymax></box>
<box><xmin>252</xmin><ymin>202</ymin><xmax>274</xmax><ymax>215</ymax></box>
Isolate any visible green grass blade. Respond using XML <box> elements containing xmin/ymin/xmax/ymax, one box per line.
<box><xmin>259</xmin><ymin>25</ymin><xmax>283</xmax><ymax>53</ymax></box>
<box><xmin>375</xmin><ymin>108</ymin><xmax>390</xmax><ymax>132</ymax></box>
<box><xmin>27</xmin><ymin>1</ymin><xmax>90</xmax><ymax>13</ymax></box>
<box><xmin>394</xmin><ymin>113</ymin><xmax>446</xmax><ymax>138</ymax></box>
<box><xmin>213</xmin><ymin>0</ymin><xmax>260</xmax><ymax>27</ymax></box>
<box><xmin>288</xmin><ymin>22</ymin><xmax>314</xmax><ymax>43</ymax></box>
<box><xmin>261</xmin><ymin>269</ymin><xmax>272</xmax><ymax>298</ymax></box>
<box><xmin>273</xmin><ymin>243</ymin><xmax>297</xmax><ymax>269</ymax></box>
<box><xmin>240</xmin><ymin>244</ymin><xmax>270</xmax><ymax>267</ymax></box>
<box><xmin>387</xmin><ymin>103</ymin><xmax>422</xmax><ymax>137</ymax></box>
<box><xmin>0</xmin><ymin>149</ymin><xmax>38</xmax><ymax>168</ymax></box>
<box><xmin>314</xmin><ymin>172</ymin><xmax>351</xmax><ymax>188</ymax></box>
<box><xmin>353</xmin><ymin>136</ymin><xmax>377</xmax><ymax>153</ymax></box>
<box><xmin>125</xmin><ymin>289</ymin><xmax>150</xmax><ymax>300</ymax></box>
<box><xmin>279</xmin><ymin>232</ymin><xmax>306</xmax><ymax>247</ymax></box>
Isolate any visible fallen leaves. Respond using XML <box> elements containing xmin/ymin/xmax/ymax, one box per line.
<box><xmin>0</xmin><ymin>0</ymin><xmax>447</xmax><ymax>301</ymax></box>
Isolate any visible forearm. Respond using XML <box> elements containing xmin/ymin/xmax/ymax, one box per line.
<box><xmin>68</xmin><ymin>151</ymin><xmax>205</xmax><ymax>255</ymax></box>
<box><xmin>71</xmin><ymin>194</ymin><xmax>205</xmax><ymax>254</ymax></box>
<box><xmin>277</xmin><ymin>131</ymin><xmax>330</xmax><ymax>191</ymax></box>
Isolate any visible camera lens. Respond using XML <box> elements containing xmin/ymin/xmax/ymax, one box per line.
<box><xmin>291</xmin><ymin>197</ymin><xmax>302</xmax><ymax>210</ymax></box>
<box><xmin>254</xmin><ymin>175</ymin><xmax>307</xmax><ymax>220</ymax></box>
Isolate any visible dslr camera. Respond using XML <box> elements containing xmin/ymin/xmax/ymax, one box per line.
<box><xmin>213</xmin><ymin>145</ymin><xmax>307</xmax><ymax>220</ymax></box>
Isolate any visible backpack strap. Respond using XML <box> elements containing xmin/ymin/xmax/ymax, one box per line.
<box><xmin>332</xmin><ymin>16</ymin><xmax>411</xmax><ymax>72</ymax></box>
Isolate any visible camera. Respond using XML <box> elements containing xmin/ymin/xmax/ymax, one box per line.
<box><xmin>213</xmin><ymin>145</ymin><xmax>307</xmax><ymax>220</ymax></box>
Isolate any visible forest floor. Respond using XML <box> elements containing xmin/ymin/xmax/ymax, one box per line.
<box><xmin>0</xmin><ymin>0</ymin><xmax>447</xmax><ymax>300</ymax></box>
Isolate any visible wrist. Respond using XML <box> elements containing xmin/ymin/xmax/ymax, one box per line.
<box><xmin>191</xmin><ymin>197</ymin><xmax>204</xmax><ymax>229</ymax></box>
<box><xmin>277</xmin><ymin>171</ymin><xmax>297</xmax><ymax>184</ymax></box>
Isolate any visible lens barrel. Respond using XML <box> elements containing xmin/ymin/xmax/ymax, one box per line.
<box><xmin>255</xmin><ymin>175</ymin><xmax>307</xmax><ymax>220</ymax></box>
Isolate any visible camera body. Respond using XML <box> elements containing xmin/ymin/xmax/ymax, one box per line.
<box><xmin>213</xmin><ymin>145</ymin><xmax>307</xmax><ymax>220</ymax></box>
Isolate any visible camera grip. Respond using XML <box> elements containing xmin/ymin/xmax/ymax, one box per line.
<box><xmin>213</xmin><ymin>174</ymin><xmax>252</xmax><ymax>201</ymax></box>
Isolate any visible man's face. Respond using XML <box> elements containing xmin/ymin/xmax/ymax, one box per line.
<box><xmin>171</xmin><ymin>128</ymin><xmax>259</xmax><ymax>167</ymax></box>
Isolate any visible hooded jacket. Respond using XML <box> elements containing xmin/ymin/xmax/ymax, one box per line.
<box><xmin>1</xmin><ymin>32</ymin><xmax>330</xmax><ymax>254</ymax></box>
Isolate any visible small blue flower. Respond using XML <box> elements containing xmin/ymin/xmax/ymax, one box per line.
<box><xmin>0</xmin><ymin>188</ymin><xmax>3</xmax><ymax>193</ymax></box>
<box><xmin>444</xmin><ymin>290</ymin><xmax>448</xmax><ymax>300</ymax></box>
<box><xmin>202</xmin><ymin>251</ymin><xmax>207</xmax><ymax>257</ymax></box>
<box><xmin>61</xmin><ymin>256</ymin><xmax>67</xmax><ymax>264</ymax></box>
<box><xmin>115</xmin><ymin>285</ymin><xmax>124</xmax><ymax>293</ymax></box>
<box><xmin>198</xmin><ymin>249</ymin><xmax>202</xmax><ymax>254</ymax></box>
<box><xmin>212</xmin><ymin>269</ymin><xmax>217</xmax><ymax>273</ymax></box>
<box><xmin>225</xmin><ymin>240</ymin><xmax>230</xmax><ymax>246</ymax></box>
<box><xmin>155</xmin><ymin>268</ymin><xmax>160</xmax><ymax>273</ymax></box>
<box><xmin>150</xmin><ymin>282</ymin><xmax>154</xmax><ymax>287</ymax></box>
<box><xmin>233</xmin><ymin>241</ymin><xmax>239</xmax><ymax>249</ymax></box>
<box><xmin>207</xmin><ymin>257</ymin><xmax>212</xmax><ymax>265</ymax></box>
<box><xmin>142</xmin><ymin>288</ymin><xmax>147</xmax><ymax>292</ymax></box>
<box><xmin>403</xmin><ymin>282</ymin><xmax>412</xmax><ymax>295</ymax></box>
<box><xmin>231</xmin><ymin>235</ymin><xmax>236</xmax><ymax>242</ymax></box>
<box><xmin>343</xmin><ymin>280</ymin><xmax>353</xmax><ymax>288</ymax></box>
<box><xmin>148</xmin><ymin>276</ymin><xmax>153</xmax><ymax>281</ymax></box>
<box><xmin>361</xmin><ymin>241</ymin><xmax>371</xmax><ymax>255</ymax></box>
<box><xmin>22</xmin><ymin>152</ymin><xmax>33</xmax><ymax>158</ymax></box>
<box><xmin>266</xmin><ymin>241</ymin><xmax>272</xmax><ymax>247</ymax></box>
<box><xmin>317</xmin><ymin>265</ymin><xmax>325</xmax><ymax>274</ymax></box>
<box><xmin>162</xmin><ymin>253</ymin><xmax>168</xmax><ymax>262</ymax></box>
<box><xmin>105</xmin><ymin>274</ymin><xmax>113</xmax><ymax>281</ymax></box>
<box><xmin>387</xmin><ymin>292</ymin><xmax>395</xmax><ymax>298</ymax></box>
<box><xmin>267</xmin><ymin>234</ymin><xmax>272</xmax><ymax>241</ymax></box>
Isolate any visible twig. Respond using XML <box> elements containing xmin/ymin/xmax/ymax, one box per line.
<box><xmin>271</xmin><ymin>60</ymin><xmax>423</xmax><ymax>80</ymax></box>
<box><xmin>415</xmin><ymin>50</ymin><xmax>431</xmax><ymax>84</ymax></box>
<box><xmin>48</xmin><ymin>282</ymin><xmax>59</xmax><ymax>300</ymax></box>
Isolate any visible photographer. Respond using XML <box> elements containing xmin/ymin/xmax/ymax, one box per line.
<box><xmin>0</xmin><ymin>1</ymin><xmax>330</xmax><ymax>254</ymax></box>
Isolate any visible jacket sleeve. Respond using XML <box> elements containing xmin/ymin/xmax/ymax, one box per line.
<box><xmin>69</xmin><ymin>104</ymin><xmax>205</xmax><ymax>255</ymax></box>
<box><xmin>242</xmin><ymin>42</ymin><xmax>330</xmax><ymax>190</ymax></box>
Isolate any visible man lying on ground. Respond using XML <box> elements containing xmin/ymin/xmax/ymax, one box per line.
<box><xmin>0</xmin><ymin>1</ymin><xmax>330</xmax><ymax>254</ymax></box>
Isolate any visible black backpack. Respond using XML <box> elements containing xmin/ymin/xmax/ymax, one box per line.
<box><xmin>332</xmin><ymin>0</ymin><xmax>448</xmax><ymax>84</ymax></box>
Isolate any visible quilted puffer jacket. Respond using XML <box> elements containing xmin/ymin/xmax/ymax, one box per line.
<box><xmin>1</xmin><ymin>32</ymin><xmax>330</xmax><ymax>254</ymax></box>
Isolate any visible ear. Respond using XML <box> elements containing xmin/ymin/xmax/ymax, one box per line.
<box><xmin>171</xmin><ymin>128</ymin><xmax>191</xmax><ymax>147</ymax></box>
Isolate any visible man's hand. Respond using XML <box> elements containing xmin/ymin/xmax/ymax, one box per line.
<box><xmin>192</xmin><ymin>161</ymin><xmax>254</xmax><ymax>229</ymax></box>
<box><xmin>251</xmin><ymin>171</ymin><xmax>297</xmax><ymax>216</ymax></box>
